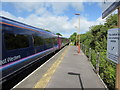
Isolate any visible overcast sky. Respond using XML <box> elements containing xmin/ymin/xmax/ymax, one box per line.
<box><xmin>1</xmin><ymin>1</ymin><xmax>107</xmax><ymax>37</ymax></box>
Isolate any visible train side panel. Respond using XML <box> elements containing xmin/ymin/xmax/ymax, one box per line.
<box><xmin>0</xmin><ymin>22</ymin><xmax>2</xmax><ymax>83</ymax></box>
<box><xmin>0</xmin><ymin>17</ymin><xmax>56</xmax><ymax>81</ymax></box>
<box><xmin>0</xmin><ymin>16</ymin><xmax>69</xmax><ymax>83</ymax></box>
<box><xmin>0</xmin><ymin>23</ymin><xmax>2</xmax><ymax>62</ymax></box>
<box><xmin>58</xmin><ymin>36</ymin><xmax>69</xmax><ymax>48</ymax></box>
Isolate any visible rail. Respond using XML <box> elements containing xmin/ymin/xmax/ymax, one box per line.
<box><xmin>81</xmin><ymin>43</ymin><xmax>116</xmax><ymax>88</ymax></box>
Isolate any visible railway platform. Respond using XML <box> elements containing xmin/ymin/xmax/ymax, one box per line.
<box><xmin>13</xmin><ymin>46</ymin><xmax>107</xmax><ymax>89</ymax></box>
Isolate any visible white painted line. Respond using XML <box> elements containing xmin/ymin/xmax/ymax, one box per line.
<box><xmin>12</xmin><ymin>46</ymin><xmax>67</xmax><ymax>89</ymax></box>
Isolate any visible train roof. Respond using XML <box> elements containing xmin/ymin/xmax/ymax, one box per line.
<box><xmin>0</xmin><ymin>16</ymin><xmax>57</xmax><ymax>37</ymax></box>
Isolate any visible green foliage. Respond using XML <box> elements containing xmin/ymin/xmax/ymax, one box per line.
<box><xmin>45</xmin><ymin>29</ymin><xmax>51</xmax><ymax>32</ymax></box>
<box><xmin>105</xmin><ymin>14</ymin><xmax>118</xmax><ymax>28</ymax></box>
<box><xmin>56</xmin><ymin>33</ymin><xmax>62</xmax><ymax>36</ymax></box>
<box><xmin>69</xmin><ymin>32</ymin><xmax>77</xmax><ymax>45</ymax></box>
<box><xmin>76</xmin><ymin>14</ymin><xmax>118</xmax><ymax>89</ymax></box>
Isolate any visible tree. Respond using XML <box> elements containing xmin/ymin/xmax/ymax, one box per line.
<box><xmin>69</xmin><ymin>32</ymin><xmax>77</xmax><ymax>45</ymax></box>
<box><xmin>45</xmin><ymin>29</ymin><xmax>51</xmax><ymax>32</ymax></box>
<box><xmin>56</xmin><ymin>33</ymin><xmax>62</xmax><ymax>36</ymax></box>
<box><xmin>104</xmin><ymin>14</ymin><xmax>118</xmax><ymax>28</ymax></box>
<box><xmin>79</xmin><ymin>13</ymin><xmax>118</xmax><ymax>89</ymax></box>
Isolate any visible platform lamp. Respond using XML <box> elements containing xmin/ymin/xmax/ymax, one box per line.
<box><xmin>75</xmin><ymin>13</ymin><xmax>80</xmax><ymax>53</ymax></box>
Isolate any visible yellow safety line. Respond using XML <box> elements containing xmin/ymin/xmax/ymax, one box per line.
<box><xmin>33</xmin><ymin>46</ymin><xmax>69</xmax><ymax>88</ymax></box>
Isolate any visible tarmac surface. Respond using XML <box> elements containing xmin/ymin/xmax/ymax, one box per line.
<box><xmin>13</xmin><ymin>46</ymin><xmax>106</xmax><ymax>89</ymax></box>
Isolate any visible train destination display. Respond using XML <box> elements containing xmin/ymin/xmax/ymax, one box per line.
<box><xmin>107</xmin><ymin>28</ymin><xmax>120</xmax><ymax>64</ymax></box>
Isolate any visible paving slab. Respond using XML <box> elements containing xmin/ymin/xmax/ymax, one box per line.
<box><xmin>46</xmin><ymin>46</ymin><xmax>106</xmax><ymax>89</ymax></box>
<box><xmin>13</xmin><ymin>46</ymin><xmax>106</xmax><ymax>89</ymax></box>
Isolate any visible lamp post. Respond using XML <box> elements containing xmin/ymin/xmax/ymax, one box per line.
<box><xmin>75</xmin><ymin>13</ymin><xmax>80</xmax><ymax>53</ymax></box>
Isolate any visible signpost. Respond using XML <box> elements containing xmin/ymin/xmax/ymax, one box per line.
<box><xmin>102</xmin><ymin>0</ymin><xmax>120</xmax><ymax>19</ymax></box>
<box><xmin>116</xmin><ymin>7</ymin><xmax>120</xmax><ymax>90</ymax></box>
<box><xmin>102</xmin><ymin>0</ymin><xmax>120</xmax><ymax>89</ymax></box>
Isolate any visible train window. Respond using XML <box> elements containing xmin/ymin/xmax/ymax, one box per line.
<box><xmin>45</xmin><ymin>38</ymin><xmax>51</xmax><ymax>44</ymax></box>
<box><xmin>4</xmin><ymin>33</ymin><xmax>29</xmax><ymax>50</ymax></box>
<box><xmin>53</xmin><ymin>38</ymin><xmax>58</xmax><ymax>45</ymax></box>
<box><xmin>33</xmin><ymin>35</ymin><xmax>44</xmax><ymax>46</ymax></box>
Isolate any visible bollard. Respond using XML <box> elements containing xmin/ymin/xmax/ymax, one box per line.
<box><xmin>89</xmin><ymin>48</ymin><xmax>91</xmax><ymax>61</ymax></box>
<box><xmin>96</xmin><ymin>52</ymin><xmax>99</xmax><ymax>74</ymax></box>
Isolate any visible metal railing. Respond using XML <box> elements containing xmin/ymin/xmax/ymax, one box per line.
<box><xmin>81</xmin><ymin>43</ymin><xmax>116</xmax><ymax>88</ymax></box>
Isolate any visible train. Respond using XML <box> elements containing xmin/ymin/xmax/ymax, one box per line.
<box><xmin>0</xmin><ymin>16</ymin><xmax>69</xmax><ymax>83</ymax></box>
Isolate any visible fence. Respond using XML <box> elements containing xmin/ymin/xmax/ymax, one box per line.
<box><xmin>81</xmin><ymin>43</ymin><xmax>116</xmax><ymax>88</ymax></box>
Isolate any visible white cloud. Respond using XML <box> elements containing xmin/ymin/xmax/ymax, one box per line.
<box><xmin>1</xmin><ymin>10</ymin><xmax>106</xmax><ymax>38</ymax></box>
<box><xmin>10</xmin><ymin>2</ymin><xmax>84</xmax><ymax>15</ymax></box>
<box><xmin>73</xmin><ymin>16</ymin><xmax>105</xmax><ymax>34</ymax></box>
<box><xmin>50</xmin><ymin>2</ymin><xmax>70</xmax><ymax>14</ymax></box>
<box><xmin>14</xmin><ymin>2</ymin><xmax>44</xmax><ymax>12</ymax></box>
<box><xmin>0</xmin><ymin>10</ymin><xmax>74</xmax><ymax>36</ymax></box>
<box><xmin>35</xmin><ymin>7</ymin><xmax>47</xmax><ymax>15</ymax></box>
<box><xmin>0</xmin><ymin>10</ymin><xmax>17</xmax><ymax>20</ymax></box>
<box><xmin>96</xmin><ymin>16</ymin><xmax>106</xmax><ymax>24</ymax></box>
<box><xmin>49</xmin><ymin>2</ymin><xmax>84</xmax><ymax>14</ymax></box>
<box><xmin>1</xmin><ymin>1</ymin><xmax>106</xmax><ymax>38</ymax></box>
<box><xmin>70</xmin><ymin>2</ymin><xmax>84</xmax><ymax>12</ymax></box>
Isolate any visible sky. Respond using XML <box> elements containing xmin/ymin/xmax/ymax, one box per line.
<box><xmin>1</xmin><ymin>1</ymin><xmax>107</xmax><ymax>38</ymax></box>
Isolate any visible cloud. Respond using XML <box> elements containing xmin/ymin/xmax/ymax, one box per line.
<box><xmin>1</xmin><ymin>10</ymin><xmax>74</xmax><ymax>36</ymax></box>
<box><xmin>49</xmin><ymin>2</ymin><xmax>84</xmax><ymax>14</ymax></box>
<box><xmin>0</xmin><ymin>10</ymin><xmax>17</xmax><ymax>20</ymax></box>
<box><xmin>73</xmin><ymin>16</ymin><xmax>106</xmax><ymax>34</ymax></box>
<box><xmin>13</xmin><ymin>2</ymin><xmax>45</xmax><ymax>12</ymax></box>
<box><xmin>70</xmin><ymin>2</ymin><xmax>84</xmax><ymax>12</ymax></box>
<box><xmin>1</xmin><ymin>2</ymin><xmax>106</xmax><ymax>38</ymax></box>
<box><xmin>1</xmin><ymin>10</ymin><xmax>106</xmax><ymax>38</ymax></box>
<box><xmin>10</xmin><ymin>2</ymin><xmax>84</xmax><ymax>15</ymax></box>
<box><xmin>96</xmin><ymin>16</ymin><xmax>106</xmax><ymax>24</ymax></box>
<box><xmin>50</xmin><ymin>2</ymin><xmax>70</xmax><ymax>14</ymax></box>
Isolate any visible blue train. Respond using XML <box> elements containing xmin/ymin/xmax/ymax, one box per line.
<box><xmin>0</xmin><ymin>16</ymin><xmax>69</xmax><ymax>83</ymax></box>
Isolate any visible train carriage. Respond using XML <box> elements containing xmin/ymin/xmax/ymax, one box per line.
<box><xmin>0</xmin><ymin>16</ymin><xmax>69</xmax><ymax>83</ymax></box>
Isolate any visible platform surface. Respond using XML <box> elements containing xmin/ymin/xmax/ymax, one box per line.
<box><xmin>46</xmin><ymin>46</ymin><xmax>106</xmax><ymax>88</ymax></box>
<box><xmin>13</xmin><ymin>46</ymin><xmax>106</xmax><ymax>89</ymax></box>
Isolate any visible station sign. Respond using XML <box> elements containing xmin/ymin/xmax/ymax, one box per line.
<box><xmin>102</xmin><ymin>0</ymin><xmax>120</xmax><ymax>18</ymax></box>
<box><xmin>107</xmin><ymin>28</ymin><xmax>120</xmax><ymax>64</ymax></box>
